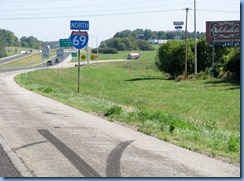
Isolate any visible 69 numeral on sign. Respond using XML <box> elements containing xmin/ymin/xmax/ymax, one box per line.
<box><xmin>72</xmin><ymin>35</ymin><xmax>87</xmax><ymax>46</ymax></box>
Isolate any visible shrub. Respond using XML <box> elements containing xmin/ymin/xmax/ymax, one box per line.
<box><xmin>105</xmin><ymin>106</ymin><xmax>123</xmax><ymax>116</ymax></box>
<box><xmin>92</xmin><ymin>48</ymin><xmax>118</xmax><ymax>54</ymax></box>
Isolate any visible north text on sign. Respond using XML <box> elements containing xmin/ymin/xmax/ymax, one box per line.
<box><xmin>70</xmin><ymin>20</ymin><xmax>89</xmax><ymax>30</ymax></box>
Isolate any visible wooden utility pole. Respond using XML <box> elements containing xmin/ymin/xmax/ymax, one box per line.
<box><xmin>184</xmin><ymin>8</ymin><xmax>191</xmax><ymax>79</ymax></box>
<box><xmin>194</xmin><ymin>0</ymin><xmax>197</xmax><ymax>76</ymax></box>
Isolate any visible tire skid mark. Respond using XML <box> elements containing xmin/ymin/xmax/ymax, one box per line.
<box><xmin>13</xmin><ymin>141</ymin><xmax>48</xmax><ymax>151</ymax></box>
<box><xmin>38</xmin><ymin>129</ymin><xmax>101</xmax><ymax>177</ymax></box>
<box><xmin>106</xmin><ymin>140</ymin><xmax>134</xmax><ymax>177</ymax></box>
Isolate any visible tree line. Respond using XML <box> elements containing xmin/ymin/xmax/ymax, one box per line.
<box><xmin>0</xmin><ymin>29</ymin><xmax>42</xmax><ymax>58</ymax></box>
<box><xmin>95</xmin><ymin>37</ymin><xmax>154</xmax><ymax>54</ymax></box>
<box><xmin>92</xmin><ymin>29</ymin><xmax>206</xmax><ymax>54</ymax></box>
<box><xmin>113</xmin><ymin>29</ymin><xmax>205</xmax><ymax>40</ymax></box>
<box><xmin>156</xmin><ymin>38</ymin><xmax>240</xmax><ymax>81</ymax></box>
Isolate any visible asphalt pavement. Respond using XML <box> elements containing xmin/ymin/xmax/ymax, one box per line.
<box><xmin>0</xmin><ymin>53</ymin><xmax>31</xmax><ymax>65</ymax></box>
<box><xmin>0</xmin><ymin>140</ymin><xmax>21</xmax><ymax>177</ymax></box>
<box><xmin>0</xmin><ymin>54</ymin><xmax>240</xmax><ymax>177</ymax></box>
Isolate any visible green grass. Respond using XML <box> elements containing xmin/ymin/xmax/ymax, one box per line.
<box><xmin>15</xmin><ymin>50</ymin><xmax>240</xmax><ymax>163</ymax></box>
<box><xmin>72</xmin><ymin>50</ymin><xmax>157</xmax><ymax>62</ymax></box>
<box><xmin>0</xmin><ymin>51</ymin><xmax>56</xmax><ymax>69</ymax></box>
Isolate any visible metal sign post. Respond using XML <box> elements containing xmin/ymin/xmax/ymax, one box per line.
<box><xmin>77</xmin><ymin>48</ymin><xmax>81</xmax><ymax>93</ymax></box>
<box><xmin>70</xmin><ymin>20</ymin><xmax>89</xmax><ymax>93</ymax></box>
<box><xmin>42</xmin><ymin>49</ymin><xmax>49</xmax><ymax>70</ymax></box>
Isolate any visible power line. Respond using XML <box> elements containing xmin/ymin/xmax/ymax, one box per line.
<box><xmin>0</xmin><ymin>2</ymin><xmax>192</xmax><ymax>17</ymax></box>
<box><xmin>197</xmin><ymin>1</ymin><xmax>240</xmax><ymax>5</ymax></box>
<box><xmin>0</xmin><ymin>0</ymin><xmax>72</xmax><ymax>3</ymax></box>
<box><xmin>197</xmin><ymin>9</ymin><xmax>239</xmax><ymax>13</ymax></box>
<box><xmin>0</xmin><ymin>9</ymin><xmax>182</xmax><ymax>20</ymax></box>
<box><xmin>0</xmin><ymin>7</ymin><xmax>238</xmax><ymax>19</ymax></box>
<box><xmin>0</xmin><ymin>0</ymin><xmax>167</xmax><ymax>11</ymax></box>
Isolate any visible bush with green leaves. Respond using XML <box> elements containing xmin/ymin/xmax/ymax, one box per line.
<box><xmin>155</xmin><ymin>40</ymin><xmax>194</xmax><ymax>78</ymax></box>
<box><xmin>223</xmin><ymin>48</ymin><xmax>240</xmax><ymax>81</ymax></box>
<box><xmin>92</xmin><ymin>48</ymin><xmax>118</xmax><ymax>54</ymax></box>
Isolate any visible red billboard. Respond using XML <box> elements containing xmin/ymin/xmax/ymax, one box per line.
<box><xmin>206</xmin><ymin>21</ymin><xmax>240</xmax><ymax>44</ymax></box>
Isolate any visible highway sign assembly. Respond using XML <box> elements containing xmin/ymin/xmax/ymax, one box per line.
<box><xmin>59</xmin><ymin>39</ymin><xmax>72</xmax><ymax>47</ymax></box>
<box><xmin>81</xmin><ymin>54</ymin><xmax>86</xmax><ymax>60</ymax></box>
<box><xmin>42</xmin><ymin>49</ymin><xmax>49</xmax><ymax>59</ymax></box>
<box><xmin>70</xmin><ymin>20</ymin><xmax>89</xmax><ymax>30</ymax></box>
<box><xmin>71</xmin><ymin>52</ymin><xmax>77</xmax><ymax>57</ymax></box>
<box><xmin>56</xmin><ymin>49</ymin><xmax>64</xmax><ymax>60</ymax></box>
<box><xmin>70</xmin><ymin>31</ymin><xmax>89</xmax><ymax>50</ymax></box>
<box><xmin>70</xmin><ymin>20</ymin><xmax>90</xmax><ymax>93</ymax></box>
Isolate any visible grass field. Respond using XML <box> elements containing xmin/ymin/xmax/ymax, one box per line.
<box><xmin>0</xmin><ymin>51</ymin><xmax>56</xmax><ymax>69</ymax></box>
<box><xmin>15</xmin><ymin>50</ymin><xmax>240</xmax><ymax>163</ymax></box>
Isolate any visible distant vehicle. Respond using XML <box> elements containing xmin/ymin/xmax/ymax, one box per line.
<box><xmin>127</xmin><ymin>53</ymin><xmax>140</xmax><ymax>60</ymax></box>
<box><xmin>55</xmin><ymin>58</ymin><xmax>60</xmax><ymax>63</ymax></box>
<box><xmin>25</xmin><ymin>51</ymin><xmax>27</xmax><ymax>54</ymax></box>
<box><xmin>47</xmin><ymin>60</ymin><xmax>52</xmax><ymax>66</ymax></box>
<box><xmin>46</xmin><ymin>45</ymin><xmax>50</xmax><ymax>50</ymax></box>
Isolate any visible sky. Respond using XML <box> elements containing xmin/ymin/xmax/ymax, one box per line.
<box><xmin>0</xmin><ymin>0</ymin><xmax>241</xmax><ymax>47</ymax></box>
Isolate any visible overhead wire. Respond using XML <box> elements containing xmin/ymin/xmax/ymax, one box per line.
<box><xmin>0</xmin><ymin>0</ymin><xmax>239</xmax><ymax>20</ymax></box>
<box><xmin>197</xmin><ymin>9</ymin><xmax>239</xmax><ymax>13</ymax></box>
<box><xmin>0</xmin><ymin>2</ymin><xmax>193</xmax><ymax>17</ymax></box>
<box><xmin>0</xmin><ymin>9</ymin><xmax>183</xmax><ymax>20</ymax></box>
<box><xmin>196</xmin><ymin>1</ymin><xmax>240</xmax><ymax>5</ymax></box>
<box><xmin>0</xmin><ymin>0</ymin><xmax>168</xmax><ymax>11</ymax></box>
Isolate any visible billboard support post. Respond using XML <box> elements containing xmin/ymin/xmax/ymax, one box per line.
<box><xmin>212</xmin><ymin>42</ymin><xmax>215</xmax><ymax>66</ymax></box>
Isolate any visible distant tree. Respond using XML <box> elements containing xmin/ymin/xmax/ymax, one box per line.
<box><xmin>20</xmin><ymin>36</ymin><xmax>41</xmax><ymax>49</ymax></box>
<box><xmin>0</xmin><ymin>43</ymin><xmax>7</xmax><ymax>58</ymax></box>
<box><xmin>99</xmin><ymin>37</ymin><xmax>154</xmax><ymax>51</ymax></box>
<box><xmin>223</xmin><ymin>48</ymin><xmax>240</xmax><ymax>81</ymax></box>
<box><xmin>0</xmin><ymin>29</ymin><xmax>20</xmax><ymax>47</ymax></box>
<box><xmin>99</xmin><ymin>41</ymin><xmax>108</xmax><ymax>48</ymax></box>
<box><xmin>195</xmin><ymin>38</ymin><xmax>212</xmax><ymax>72</ymax></box>
<box><xmin>113</xmin><ymin>30</ymin><xmax>133</xmax><ymax>38</ymax></box>
<box><xmin>157</xmin><ymin>31</ymin><xmax>166</xmax><ymax>39</ymax></box>
<box><xmin>156</xmin><ymin>39</ymin><xmax>194</xmax><ymax>78</ymax></box>
<box><xmin>165</xmin><ymin>32</ymin><xmax>176</xmax><ymax>39</ymax></box>
<box><xmin>137</xmin><ymin>39</ymin><xmax>154</xmax><ymax>51</ymax></box>
<box><xmin>123</xmin><ymin>38</ymin><xmax>134</xmax><ymax>51</ymax></box>
<box><xmin>92</xmin><ymin>48</ymin><xmax>118</xmax><ymax>54</ymax></box>
<box><xmin>156</xmin><ymin>40</ymin><xmax>184</xmax><ymax>78</ymax></box>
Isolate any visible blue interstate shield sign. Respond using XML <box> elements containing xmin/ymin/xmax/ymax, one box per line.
<box><xmin>70</xmin><ymin>31</ymin><xmax>89</xmax><ymax>50</ymax></box>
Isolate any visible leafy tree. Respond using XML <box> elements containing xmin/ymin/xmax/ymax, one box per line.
<box><xmin>0</xmin><ymin>29</ymin><xmax>20</xmax><ymax>47</ymax></box>
<box><xmin>99</xmin><ymin>41</ymin><xmax>108</xmax><ymax>48</ymax></box>
<box><xmin>223</xmin><ymin>48</ymin><xmax>240</xmax><ymax>80</ymax></box>
<box><xmin>156</xmin><ymin>40</ymin><xmax>185</xmax><ymax>78</ymax></box>
<box><xmin>195</xmin><ymin>38</ymin><xmax>212</xmax><ymax>72</ymax></box>
<box><xmin>137</xmin><ymin>39</ymin><xmax>154</xmax><ymax>51</ymax></box>
<box><xmin>0</xmin><ymin>43</ymin><xmax>7</xmax><ymax>58</ymax></box>
<box><xmin>99</xmin><ymin>37</ymin><xmax>154</xmax><ymax>51</ymax></box>
<box><xmin>112</xmin><ymin>29</ymin><xmax>206</xmax><ymax>41</ymax></box>
<box><xmin>20</xmin><ymin>36</ymin><xmax>41</xmax><ymax>49</ymax></box>
<box><xmin>114</xmin><ymin>30</ymin><xmax>134</xmax><ymax>38</ymax></box>
<box><xmin>92</xmin><ymin>47</ymin><xmax>118</xmax><ymax>54</ymax></box>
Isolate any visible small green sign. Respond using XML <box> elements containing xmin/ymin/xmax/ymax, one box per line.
<box><xmin>71</xmin><ymin>52</ymin><xmax>77</xmax><ymax>57</ymax></box>
<box><xmin>59</xmin><ymin>39</ymin><xmax>72</xmax><ymax>47</ymax></box>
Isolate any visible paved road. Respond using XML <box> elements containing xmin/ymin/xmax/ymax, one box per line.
<box><xmin>0</xmin><ymin>53</ymin><xmax>31</xmax><ymax>64</ymax></box>
<box><xmin>0</xmin><ymin>52</ymin><xmax>71</xmax><ymax>73</ymax></box>
<box><xmin>0</xmin><ymin>142</ymin><xmax>21</xmax><ymax>177</ymax></box>
<box><xmin>0</xmin><ymin>57</ymin><xmax>240</xmax><ymax>177</ymax></box>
